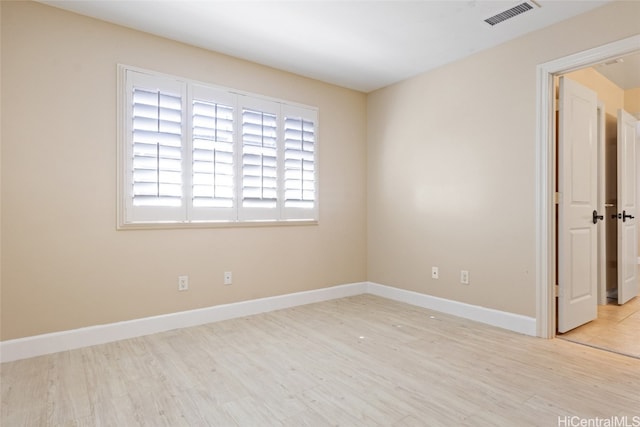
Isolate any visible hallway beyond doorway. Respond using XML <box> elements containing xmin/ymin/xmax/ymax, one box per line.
<box><xmin>558</xmin><ymin>296</ymin><xmax>640</xmax><ymax>359</ymax></box>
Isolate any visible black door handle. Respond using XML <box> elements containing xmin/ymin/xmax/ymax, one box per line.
<box><xmin>592</xmin><ymin>210</ymin><xmax>604</xmax><ymax>224</ymax></box>
<box><xmin>614</xmin><ymin>211</ymin><xmax>636</xmax><ymax>221</ymax></box>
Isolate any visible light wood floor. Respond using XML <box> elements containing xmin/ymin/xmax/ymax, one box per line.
<box><xmin>2</xmin><ymin>294</ymin><xmax>639</xmax><ymax>426</ymax></box>
<box><xmin>558</xmin><ymin>296</ymin><xmax>640</xmax><ymax>359</ymax></box>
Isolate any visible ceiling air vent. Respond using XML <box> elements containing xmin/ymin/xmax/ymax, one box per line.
<box><xmin>484</xmin><ymin>1</ymin><xmax>540</xmax><ymax>26</ymax></box>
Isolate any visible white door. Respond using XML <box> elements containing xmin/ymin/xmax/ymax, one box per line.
<box><xmin>617</xmin><ymin>109</ymin><xmax>638</xmax><ymax>304</ymax></box>
<box><xmin>558</xmin><ymin>77</ymin><xmax>599</xmax><ymax>333</ymax></box>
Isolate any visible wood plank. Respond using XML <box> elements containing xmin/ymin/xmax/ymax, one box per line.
<box><xmin>2</xmin><ymin>295</ymin><xmax>639</xmax><ymax>425</ymax></box>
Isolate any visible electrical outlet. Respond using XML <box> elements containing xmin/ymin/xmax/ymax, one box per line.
<box><xmin>178</xmin><ymin>275</ymin><xmax>189</xmax><ymax>291</ymax></box>
<box><xmin>431</xmin><ymin>267</ymin><xmax>439</xmax><ymax>279</ymax></box>
<box><xmin>460</xmin><ymin>270</ymin><xmax>469</xmax><ymax>285</ymax></box>
<box><xmin>224</xmin><ymin>271</ymin><xmax>232</xmax><ymax>285</ymax></box>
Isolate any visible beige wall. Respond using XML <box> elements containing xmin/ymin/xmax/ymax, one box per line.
<box><xmin>0</xmin><ymin>1</ymin><xmax>367</xmax><ymax>340</ymax></box>
<box><xmin>625</xmin><ymin>87</ymin><xmax>640</xmax><ymax>116</ymax></box>
<box><xmin>367</xmin><ymin>1</ymin><xmax>640</xmax><ymax>317</ymax></box>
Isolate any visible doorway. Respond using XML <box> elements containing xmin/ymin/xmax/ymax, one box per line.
<box><xmin>535</xmin><ymin>34</ymin><xmax>640</xmax><ymax>340</ymax></box>
<box><xmin>555</xmin><ymin>70</ymin><xmax>640</xmax><ymax>357</ymax></box>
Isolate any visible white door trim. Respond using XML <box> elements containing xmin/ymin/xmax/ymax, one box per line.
<box><xmin>535</xmin><ymin>34</ymin><xmax>640</xmax><ymax>338</ymax></box>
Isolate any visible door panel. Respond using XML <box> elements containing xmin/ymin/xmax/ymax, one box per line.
<box><xmin>569</xmin><ymin>229</ymin><xmax>592</xmax><ymax>298</ymax></box>
<box><xmin>558</xmin><ymin>77</ymin><xmax>598</xmax><ymax>333</ymax></box>
<box><xmin>617</xmin><ymin>109</ymin><xmax>638</xmax><ymax>304</ymax></box>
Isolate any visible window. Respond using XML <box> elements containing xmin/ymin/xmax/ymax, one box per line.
<box><xmin>118</xmin><ymin>66</ymin><xmax>318</xmax><ymax>228</ymax></box>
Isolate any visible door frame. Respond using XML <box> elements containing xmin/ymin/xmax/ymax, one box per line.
<box><xmin>535</xmin><ymin>34</ymin><xmax>640</xmax><ymax>339</ymax></box>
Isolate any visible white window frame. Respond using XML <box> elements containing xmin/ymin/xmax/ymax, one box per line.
<box><xmin>117</xmin><ymin>65</ymin><xmax>319</xmax><ymax>229</ymax></box>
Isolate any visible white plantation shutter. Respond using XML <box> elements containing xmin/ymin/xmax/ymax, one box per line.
<box><xmin>119</xmin><ymin>66</ymin><xmax>319</xmax><ymax>227</ymax></box>
<box><xmin>190</xmin><ymin>85</ymin><xmax>236</xmax><ymax>221</ymax></box>
<box><xmin>282</xmin><ymin>105</ymin><xmax>318</xmax><ymax>220</ymax></box>
<box><xmin>125</xmin><ymin>70</ymin><xmax>187</xmax><ymax>223</ymax></box>
<box><xmin>239</xmin><ymin>97</ymin><xmax>280</xmax><ymax>220</ymax></box>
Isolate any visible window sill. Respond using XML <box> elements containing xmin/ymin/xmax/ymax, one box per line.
<box><xmin>117</xmin><ymin>219</ymin><xmax>319</xmax><ymax>231</ymax></box>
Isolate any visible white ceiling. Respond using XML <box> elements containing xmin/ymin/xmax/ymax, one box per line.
<box><xmin>593</xmin><ymin>52</ymin><xmax>640</xmax><ymax>90</ymax></box>
<box><xmin>40</xmin><ymin>0</ymin><xmax>614</xmax><ymax>92</ymax></box>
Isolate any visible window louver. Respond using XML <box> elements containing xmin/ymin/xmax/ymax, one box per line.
<box><xmin>131</xmin><ymin>88</ymin><xmax>183</xmax><ymax>207</ymax></box>
<box><xmin>242</xmin><ymin>108</ymin><xmax>278</xmax><ymax>209</ymax></box>
<box><xmin>284</xmin><ymin>116</ymin><xmax>315</xmax><ymax>209</ymax></box>
<box><xmin>192</xmin><ymin>100</ymin><xmax>234</xmax><ymax>208</ymax></box>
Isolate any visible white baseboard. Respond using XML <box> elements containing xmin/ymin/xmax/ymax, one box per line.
<box><xmin>0</xmin><ymin>282</ymin><xmax>367</xmax><ymax>363</ymax></box>
<box><xmin>366</xmin><ymin>282</ymin><xmax>537</xmax><ymax>337</ymax></box>
<box><xmin>0</xmin><ymin>281</ymin><xmax>536</xmax><ymax>363</ymax></box>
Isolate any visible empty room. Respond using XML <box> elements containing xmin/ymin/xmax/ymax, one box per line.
<box><xmin>1</xmin><ymin>0</ymin><xmax>639</xmax><ymax>425</ymax></box>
